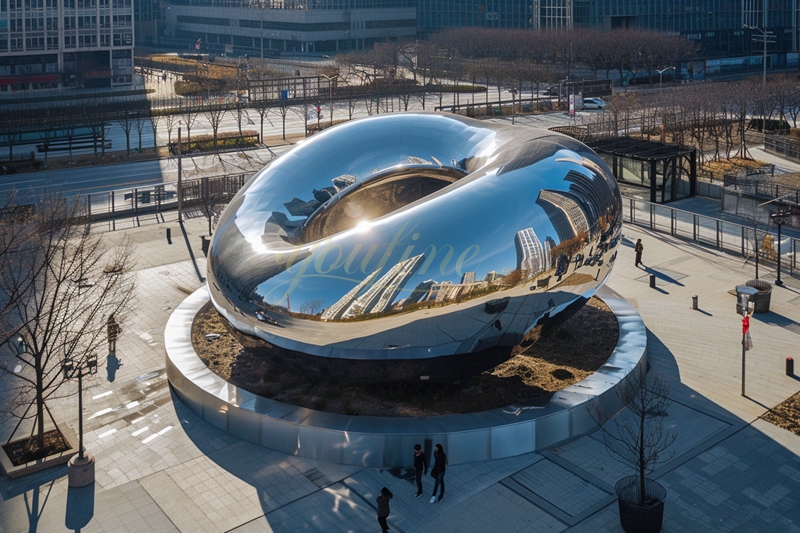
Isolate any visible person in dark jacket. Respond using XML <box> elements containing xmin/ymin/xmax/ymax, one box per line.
<box><xmin>634</xmin><ymin>238</ymin><xmax>644</xmax><ymax>267</ymax></box>
<box><xmin>377</xmin><ymin>486</ymin><xmax>393</xmax><ymax>533</ymax></box>
<box><xmin>429</xmin><ymin>443</ymin><xmax>447</xmax><ymax>503</ymax></box>
<box><xmin>413</xmin><ymin>444</ymin><xmax>428</xmax><ymax>498</ymax></box>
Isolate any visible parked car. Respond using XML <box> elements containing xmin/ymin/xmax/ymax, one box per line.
<box><xmin>582</xmin><ymin>98</ymin><xmax>605</xmax><ymax>110</ymax></box>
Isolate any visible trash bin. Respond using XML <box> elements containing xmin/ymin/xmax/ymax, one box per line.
<box><xmin>745</xmin><ymin>279</ymin><xmax>772</xmax><ymax>313</ymax></box>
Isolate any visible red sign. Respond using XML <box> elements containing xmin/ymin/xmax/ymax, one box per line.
<box><xmin>742</xmin><ymin>316</ymin><xmax>750</xmax><ymax>335</ymax></box>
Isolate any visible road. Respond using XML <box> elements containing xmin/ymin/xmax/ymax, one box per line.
<box><xmin>4</xmin><ymin>91</ymin><xmax>596</xmax><ymax>198</ymax></box>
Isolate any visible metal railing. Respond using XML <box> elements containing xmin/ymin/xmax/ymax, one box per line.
<box><xmin>623</xmin><ymin>196</ymin><xmax>798</xmax><ymax>277</ymax></box>
<box><xmin>83</xmin><ymin>173</ymin><xmax>247</xmax><ymax>221</ymax></box>
<box><xmin>62</xmin><ymin>181</ymin><xmax>800</xmax><ymax>280</ymax></box>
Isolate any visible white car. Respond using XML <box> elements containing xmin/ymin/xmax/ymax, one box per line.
<box><xmin>582</xmin><ymin>98</ymin><xmax>605</xmax><ymax>110</ymax></box>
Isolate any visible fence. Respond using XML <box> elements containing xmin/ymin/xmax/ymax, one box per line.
<box><xmin>623</xmin><ymin>196</ymin><xmax>798</xmax><ymax>277</ymax></box>
<box><xmin>83</xmin><ymin>173</ymin><xmax>247</xmax><ymax>221</ymax></box>
<box><xmin>67</xmin><ymin>181</ymin><xmax>800</xmax><ymax>280</ymax></box>
<box><xmin>764</xmin><ymin>134</ymin><xmax>800</xmax><ymax>164</ymax></box>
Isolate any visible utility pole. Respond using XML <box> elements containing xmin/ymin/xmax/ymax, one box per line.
<box><xmin>177</xmin><ymin>127</ymin><xmax>183</xmax><ymax>222</ymax></box>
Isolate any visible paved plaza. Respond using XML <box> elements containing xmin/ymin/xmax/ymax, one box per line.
<box><xmin>2</xmin><ymin>178</ymin><xmax>800</xmax><ymax>532</ymax></box>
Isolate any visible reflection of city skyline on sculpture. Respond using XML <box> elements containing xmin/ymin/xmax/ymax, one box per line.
<box><xmin>207</xmin><ymin>113</ymin><xmax>622</xmax><ymax>381</ymax></box>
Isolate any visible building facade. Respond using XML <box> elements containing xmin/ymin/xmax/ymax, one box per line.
<box><xmin>158</xmin><ymin>0</ymin><xmax>416</xmax><ymax>55</ymax></box>
<box><xmin>418</xmin><ymin>0</ymin><xmax>798</xmax><ymax>55</ymax></box>
<box><xmin>0</xmin><ymin>0</ymin><xmax>135</xmax><ymax>92</ymax></box>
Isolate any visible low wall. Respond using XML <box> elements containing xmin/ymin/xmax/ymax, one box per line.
<box><xmin>165</xmin><ymin>285</ymin><xmax>647</xmax><ymax>467</ymax></box>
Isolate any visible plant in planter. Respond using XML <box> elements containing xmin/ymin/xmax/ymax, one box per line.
<box><xmin>0</xmin><ymin>190</ymin><xmax>135</xmax><ymax>477</ymax></box>
<box><xmin>593</xmin><ymin>365</ymin><xmax>676</xmax><ymax>533</ymax></box>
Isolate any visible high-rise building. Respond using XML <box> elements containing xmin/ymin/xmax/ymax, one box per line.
<box><xmin>158</xmin><ymin>0</ymin><xmax>416</xmax><ymax>56</ymax></box>
<box><xmin>321</xmin><ymin>268</ymin><xmax>382</xmax><ymax>320</ymax></box>
<box><xmin>515</xmin><ymin>227</ymin><xmax>549</xmax><ymax>278</ymax></box>
<box><xmin>536</xmin><ymin>189</ymin><xmax>590</xmax><ymax>242</ymax></box>
<box><xmin>418</xmin><ymin>0</ymin><xmax>796</xmax><ymax>56</ymax></box>
<box><xmin>0</xmin><ymin>0</ymin><xmax>134</xmax><ymax>93</ymax></box>
<box><xmin>340</xmin><ymin>253</ymin><xmax>424</xmax><ymax>318</ymax></box>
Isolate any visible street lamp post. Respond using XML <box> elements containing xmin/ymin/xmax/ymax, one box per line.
<box><xmin>736</xmin><ymin>286</ymin><xmax>758</xmax><ymax>397</ymax></box>
<box><xmin>510</xmin><ymin>88</ymin><xmax>517</xmax><ymax>125</ymax></box>
<box><xmin>771</xmin><ymin>210</ymin><xmax>788</xmax><ymax>286</ymax></box>
<box><xmin>655</xmin><ymin>66</ymin><xmax>675</xmax><ymax>90</ymax></box>
<box><xmin>62</xmin><ymin>352</ymin><xmax>98</xmax><ymax>486</ymax></box>
<box><xmin>743</xmin><ymin>23</ymin><xmax>774</xmax><ymax>86</ymax></box>
<box><xmin>320</xmin><ymin>74</ymin><xmax>337</xmax><ymax>127</ymax></box>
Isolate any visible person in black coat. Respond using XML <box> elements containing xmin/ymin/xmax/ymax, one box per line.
<box><xmin>377</xmin><ymin>486</ymin><xmax>393</xmax><ymax>533</ymax></box>
<box><xmin>413</xmin><ymin>444</ymin><xmax>428</xmax><ymax>498</ymax></box>
<box><xmin>429</xmin><ymin>443</ymin><xmax>447</xmax><ymax>503</ymax></box>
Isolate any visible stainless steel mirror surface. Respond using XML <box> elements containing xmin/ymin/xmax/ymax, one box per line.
<box><xmin>207</xmin><ymin>114</ymin><xmax>622</xmax><ymax>381</ymax></box>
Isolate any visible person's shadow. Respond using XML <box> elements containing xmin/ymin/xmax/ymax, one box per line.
<box><xmin>107</xmin><ymin>352</ymin><xmax>122</xmax><ymax>382</ymax></box>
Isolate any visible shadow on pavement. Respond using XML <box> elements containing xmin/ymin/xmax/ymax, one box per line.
<box><xmin>179</xmin><ymin>220</ymin><xmax>205</xmax><ymax>283</ymax></box>
<box><xmin>65</xmin><ymin>484</ymin><xmax>95</xmax><ymax>531</ymax></box>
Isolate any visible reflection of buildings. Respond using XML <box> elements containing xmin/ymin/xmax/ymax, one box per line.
<box><xmin>484</xmin><ymin>271</ymin><xmax>504</xmax><ymax>283</ymax></box>
<box><xmin>536</xmin><ymin>190</ymin><xmax>590</xmax><ymax>241</ymax></box>
<box><xmin>340</xmin><ymin>254</ymin><xmax>424</xmax><ymax>318</ymax></box>
<box><xmin>461</xmin><ymin>271</ymin><xmax>476</xmax><ymax>284</ymax></box>
<box><xmin>544</xmin><ymin>237</ymin><xmax>556</xmax><ymax>270</ymax></box>
<box><xmin>564</xmin><ymin>169</ymin><xmax>617</xmax><ymax>232</ymax></box>
<box><xmin>401</xmin><ymin>279</ymin><xmax>436</xmax><ymax>306</ymax></box>
<box><xmin>515</xmin><ymin>228</ymin><xmax>550</xmax><ymax>278</ymax></box>
<box><xmin>321</xmin><ymin>268</ymin><xmax>382</xmax><ymax>321</ymax></box>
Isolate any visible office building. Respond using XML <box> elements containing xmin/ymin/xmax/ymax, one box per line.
<box><xmin>0</xmin><ymin>0</ymin><xmax>134</xmax><ymax>92</ymax></box>
<box><xmin>158</xmin><ymin>0</ymin><xmax>416</xmax><ymax>56</ymax></box>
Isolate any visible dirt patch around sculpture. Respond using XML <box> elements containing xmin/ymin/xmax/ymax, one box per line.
<box><xmin>192</xmin><ymin>296</ymin><xmax>619</xmax><ymax>417</ymax></box>
<box><xmin>762</xmin><ymin>392</ymin><xmax>800</xmax><ymax>435</ymax></box>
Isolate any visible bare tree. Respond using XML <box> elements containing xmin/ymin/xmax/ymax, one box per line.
<box><xmin>0</xmin><ymin>191</ymin><xmax>136</xmax><ymax>455</ymax></box>
<box><xmin>592</xmin><ymin>366</ymin><xmax>676</xmax><ymax>506</ymax></box>
<box><xmin>205</xmin><ymin>105</ymin><xmax>226</xmax><ymax>150</ymax></box>
<box><xmin>117</xmin><ymin>113</ymin><xmax>134</xmax><ymax>156</ymax></box>
<box><xmin>199</xmin><ymin>177</ymin><xmax>232</xmax><ymax>236</ymax></box>
<box><xmin>134</xmin><ymin>115</ymin><xmax>148</xmax><ymax>153</ymax></box>
<box><xmin>164</xmin><ymin>113</ymin><xmax>177</xmax><ymax>146</ymax></box>
<box><xmin>182</xmin><ymin>106</ymin><xmax>201</xmax><ymax>148</ymax></box>
<box><xmin>149</xmin><ymin>113</ymin><xmax>163</xmax><ymax>153</ymax></box>
<box><xmin>253</xmin><ymin>101</ymin><xmax>271</xmax><ymax>143</ymax></box>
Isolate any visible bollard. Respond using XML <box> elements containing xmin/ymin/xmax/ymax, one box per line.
<box><xmin>692</xmin><ymin>295</ymin><xmax>698</xmax><ymax>310</ymax></box>
<box><xmin>166</xmin><ymin>227</ymin><xmax>172</xmax><ymax>244</ymax></box>
<box><xmin>649</xmin><ymin>274</ymin><xmax>656</xmax><ymax>288</ymax></box>
<box><xmin>787</xmin><ymin>357</ymin><xmax>794</xmax><ymax>376</ymax></box>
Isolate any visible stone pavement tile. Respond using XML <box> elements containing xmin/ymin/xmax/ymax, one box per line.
<box><xmin>258</xmin><ymin>482</ymin><xmax>377</xmax><ymax>533</ymax></box>
<box><xmin>658</xmin><ymin>424</ymin><xmax>800</xmax><ymax>533</ymax></box>
<box><xmin>563</xmin><ymin>505</ymin><xmax>621</xmax><ymax>533</ymax></box>
<box><xmin>0</xmin><ymin>480</ymin><xmax>180</xmax><ymax>533</ymax></box>
<box><xmin>203</xmin><ymin>440</ymin><xmax>327</xmax><ymax>514</ymax></box>
<box><xmin>549</xmin><ymin>399</ymin><xmax>731</xmax><ymax>488</ymax></box>
<box><xmin>341</xmin><ymin>451</ymin><xmax>542</xmax><ymax>532</ymax></box>
<box><xmin>512</xmin><ymin>459</ymin><xmax>610</xmax><ymax>519</ymax></box>
<box><xmin>139</xmin><ymin>471</ymin><xmax>217</xmax><ymax>533</ymax></box>
<box><xmin>418</xmin><ymin>483</ymin><xmax>567</xmax><ymax>533</ymax></box>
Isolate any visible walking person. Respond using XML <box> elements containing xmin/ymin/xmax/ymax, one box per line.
<box><xmin>413</xmin><ymin>444</ymin><xmax>428</xmax><ymax>498</ymax></box>
<box><xmin>429</xmin><ymin>443</ymin><xmax>447</xmax><ymax>503</ymax></box>
<box><xmin>107</xmin><ymin>313</ymin><xmax>121</xmax><ymax>354</ymax></box>
<box><xmin>634</xmin><ymin>238</ymin><xmax>644</xmax><ymax>268</ymax></box>
<box><xmin>376</xmin><ymin>486</ymin><xmax>393</xmax><ymax>533</ymax></box>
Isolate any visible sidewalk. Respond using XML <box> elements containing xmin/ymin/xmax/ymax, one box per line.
<box><xmin>2</xmin><ymin>208</ymin><xmax>800</xmax><ymax>532</ymax></box>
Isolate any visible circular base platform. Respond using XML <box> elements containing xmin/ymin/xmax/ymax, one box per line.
<box><xmin>165</xmin><ymin>285</ymin><xmax>647</xmax><ymax>468</ymax></box>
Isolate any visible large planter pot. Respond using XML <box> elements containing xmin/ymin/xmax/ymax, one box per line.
<box><xmin>615</xmin><ymin>476</ymin><xmax>666</xmax><ymax>533</ymax></box>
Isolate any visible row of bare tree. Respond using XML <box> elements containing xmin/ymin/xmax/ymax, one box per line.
<box><xmin>335</xmin><ymin>28</ymin><xmax>699</xmax><ymax>92</ymax></box>
<box><xmin>586</xmin><ymin>74</ymin><xmax>800</xmax><ymax>163</ymax></box>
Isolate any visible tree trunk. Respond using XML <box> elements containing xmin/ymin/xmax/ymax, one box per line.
<box><xmin>35</xmin><ymin>358</ymin><xmax>45</xmax><ymax>450</ymax></box>
<box><xmin>638</xmin><ymin>406</ymin><xmax>646</xmax><ymax>506</ymax></box>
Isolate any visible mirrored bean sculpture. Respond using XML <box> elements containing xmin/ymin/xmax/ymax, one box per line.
<box><xmin>207</xmin><ymin>113</ymin><xmax>622</xmax><ymax>382</ymax></box>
